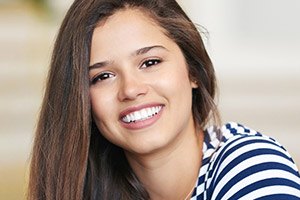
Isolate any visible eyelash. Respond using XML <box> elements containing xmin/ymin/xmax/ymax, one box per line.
<box><xmin>140</xmin><ymin>58</ymin><xmax>161</xmax><ymax>69</ymax></box>
<box><xmin>91</xmin><ymin>72</ymin><xmax>115</xmax><ymax>85</ymax></box>
<box><xmin>90</xmin><ymin>58</ymin><xmax>162</xmax><ymax>85</ymax></box>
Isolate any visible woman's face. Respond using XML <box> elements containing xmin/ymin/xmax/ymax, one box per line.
<box><xmin>89</xmin><ymin>9</ymin><xmax>197</xmax><ymax>155</ymax></box>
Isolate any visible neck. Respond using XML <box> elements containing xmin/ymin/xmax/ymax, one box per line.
<box><xmin>125</xmin><ymin>125</ymin><xmax>204</xmax><ymax>200</ymax></box>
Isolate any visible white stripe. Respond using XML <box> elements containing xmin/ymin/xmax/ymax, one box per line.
<box><xmin>214</xmin><ymin>138</ymin><xmax>296</xmax><ymax>179</ymax></box>
<box><xmin>191</xmin><ymin>123</ymin><xmax>300</xmax><ymax>199</ymax></box>
<box><xmin>199</xmin><ymin>163</ymin><xmax>209</xmax><ymax>177</ymax></box>
<box><xmin>222</xmin><ymin>169</ymin><xmax>300</xmax><ymax>199</ymax></box>
<box><xmin>203</xmin><ymin>148</ymin><xmax>217</xmax><ymax>159</ymax></box>
<box><xmin>239</xmin><ymin>185</ymin><xmax>300</xmax><ymax>200</ymax></box>
<box><xmin>212</xmin><ymin>154</ymin><xmax>295</xmax><ymax>197</ymax></box>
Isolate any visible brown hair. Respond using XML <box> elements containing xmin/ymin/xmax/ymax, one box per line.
<box><xmin>27</xmin><ymin>0</ymin><xmax>219</xmax><ymax>199</ymax></box>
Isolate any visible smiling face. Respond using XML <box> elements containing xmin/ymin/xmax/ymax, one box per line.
<box><xmin>89</xmin><ymin>8</ymin><xmax>198</xmax><ymax>155</ymax></box>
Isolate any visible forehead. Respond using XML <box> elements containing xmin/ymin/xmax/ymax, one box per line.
<box><xmin>90</xmin><ymin>8</ymin><xmax>176</xmax><ymax>63</ymax></box>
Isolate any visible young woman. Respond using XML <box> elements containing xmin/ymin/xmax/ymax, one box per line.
<box><xmin>28</xmin><ymin>0</ymin><xmax>300</xmax><ymax>199</ymax></box>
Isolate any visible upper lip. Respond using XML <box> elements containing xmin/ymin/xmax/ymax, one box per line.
<box><xmin>119</xmin><ymin>103</ymin><xmax>164</xmax><ymax>119</ymax></box>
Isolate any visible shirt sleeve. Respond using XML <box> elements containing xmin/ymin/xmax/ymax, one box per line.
<box><xmin>207</xmin><ymin>133</ymin><xmax>300</xmax><ymax>200</ymax></box>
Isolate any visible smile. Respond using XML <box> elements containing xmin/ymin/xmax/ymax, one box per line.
<box><xmin>121</xmin><ymin>106</ymin><xmax>162</xmax><ymax>123</ymax></box>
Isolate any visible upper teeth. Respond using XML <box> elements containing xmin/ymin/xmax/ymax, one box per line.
<box><xmin>122</xmin><ymin>106</ymin><xmax>162</xmax><ymax>123</ymax></box>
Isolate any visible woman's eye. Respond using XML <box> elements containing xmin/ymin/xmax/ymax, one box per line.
<box><xmin>91</xmin><ymin>72</ymin><xmax>114</xmax><ymax>84</ymax></box>
<box><xmin>141</xmin><ymin>59</ymin><xmax>161</xmax><ymax>68</ymax></box>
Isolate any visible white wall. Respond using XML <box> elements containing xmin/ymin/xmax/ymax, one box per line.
<box><xmin>178</xmin><ymin>0</ymin><xmax>300</xmax><ymax>162</ymax></box>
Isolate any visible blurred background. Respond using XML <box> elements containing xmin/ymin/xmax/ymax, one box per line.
<box><xmin>0</xmin><ymin>0</ymin><xmax>299</xmax><ymax>199</ymax></box>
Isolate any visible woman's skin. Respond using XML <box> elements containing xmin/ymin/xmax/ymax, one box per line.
<box><xmin>89</xmin><ymin>9</ymin><xmax>204</xmax><ymax>200</ymax></box>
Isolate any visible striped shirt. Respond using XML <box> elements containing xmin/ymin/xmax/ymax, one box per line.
<box><xmin>190</xmin><ymin>122</ymin><xmax>300</xmax><ymax>199</ymax></box>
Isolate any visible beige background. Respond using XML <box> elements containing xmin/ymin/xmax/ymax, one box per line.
<box><xmin>0</xmin><ymin>0</ymin><xmax>299</xmax><ymax>199</ymax></box>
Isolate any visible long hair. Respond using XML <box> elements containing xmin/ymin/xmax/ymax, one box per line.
<box><xmin>27</xmin><ymin>0</ymin><xmax>219</xmax><ymax>199</ymax></box>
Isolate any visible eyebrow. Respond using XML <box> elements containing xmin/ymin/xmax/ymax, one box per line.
<box><xmin>133</xmin><ymin>45</ymin><xmax>167</xmax><ymax>56</ymax></box>
<box><xmin>89</xmin><ymin>45</ymin><xmax>167</xmax><ymax>70</ymax></box>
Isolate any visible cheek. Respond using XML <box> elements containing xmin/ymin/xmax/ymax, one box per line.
<box><xmin>165</xmin><ymin>67</ymin><xmax>194</xmax><ymax>111</ymax></box>
<box><xmin>90</xmin><ymin>95</ymin><xmax>117</xmax><ymax>141</ymax></box>
<box><xmin>160</xmin><ymin>65</ymin><xmax>192</xmax><ymax>93</ymax></box>
<box><xmin>90</xmin><ymin>89</ymin><xmax>115</xmax><ymax>123</ymax></box>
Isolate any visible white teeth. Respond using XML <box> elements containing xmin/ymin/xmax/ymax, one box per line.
<box><xmin>134</xmin><ymin>112</ymin><xmax>141</xmax><ymax>120</ymax></box>
<box><xmin>151</xmin><ymin>107</ymin><xmax>155</xmax><ymax>114</ymax></box>
<box><xmin>122</xmin><ymin>106</ymin><xmax>162</xmax><ymax>123</ymax></box>
<box><xmin>141</xmin><ymin>109</ymin><xmax>148</xmax><ymax>119</ymax></box>
<box><xmin>146</xmin><ymin>108</ymin><xmax>152</xmax><ymax>116</ymax></box>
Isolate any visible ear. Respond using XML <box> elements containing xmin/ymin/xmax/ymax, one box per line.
<box><xmin>191</xmin><ymin>81</ymin><xmax>198</xmax><ymax>89</ymax></box>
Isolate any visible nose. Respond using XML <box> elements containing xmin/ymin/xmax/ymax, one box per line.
<box><xmin>117</xmin><ymin>73</ymin><xmax>149</xmax><ymax>101</ymax></box>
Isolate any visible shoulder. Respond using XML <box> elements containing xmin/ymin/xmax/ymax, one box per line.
<box><xmin>205</xmin><ymin>122</ymin><xmax>300</xmax><ymax>199</ymax></box>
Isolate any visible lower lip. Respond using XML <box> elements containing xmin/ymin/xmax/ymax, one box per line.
<box><xmin>120</xmin><ymin>107</ymin><xmax>163</xmax><ymax>130</ymax></box>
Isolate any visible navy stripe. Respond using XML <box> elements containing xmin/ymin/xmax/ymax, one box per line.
<box><xmin>197</xmin><ymin>175</ymin><xmax>205</xmax><ymax>188</ymax></box>
<box><xmin>255</xmin><ymin>194</ymin><xmax>300</xmax><ymax>200</ymax></box>
<box><xmin>210</xmin><ymin>135</ymin><xmax>263</xmax><ymax>173</ymax></box>
<box><xmin>220</xmin><ymin>138</ymin><xmax>287</xmax><ymax>164</ymax></box>
<box><xmin>196</xmin><ymin>156</ymin><xmax>210</xmax><ymax>191</ymax></box>
<box><xmin>227</xmin><ymin>178</ymin><xmax>300</xmax><ymax>199</ymax></box>
<box><xmin>207</xmin><ymin>136</ymin><xmax>248</xmax><ymax>181</ymax></box>
<box><xmin>204</xmin><ymin>129</ymin><xmax>212</xmax><ymax>144</ymax></box>
<box><xmin>216</xmin><ymin>162</ymin><xmax>300</xmax><ymax>199</ymax></box>
<box><xmin>204</xmin><ymin>135</ymin><xmax>250</xmax><ymax>198</ymax></box>
<box><xmin>191</xmin><ymin>122</ymin><xmax>300</xmax><ymax>200</ymax></box>
<box><xmin>214</xmin><ymin>147</ymin><xmax>295</xmax><ymax>186</ymax></box>
<box><xmin>210</xmin><ymin>138</ymin><xmax>292</xmax><ymax>193</ymax></box>
<box><xmin>196</xmin><ymin>194</ymin><xmax>203</xmax><ymax>200</ymax></box>
<box><xmin>202</xmin><ymin>157</ymin><xmax>211</xmax><ymax>166</ymax></box>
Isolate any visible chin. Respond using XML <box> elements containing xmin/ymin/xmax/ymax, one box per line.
<box><xmin>126</xmin><ymin>138</ymin><xmax>169</xmax><ymax>156</ymax></box>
